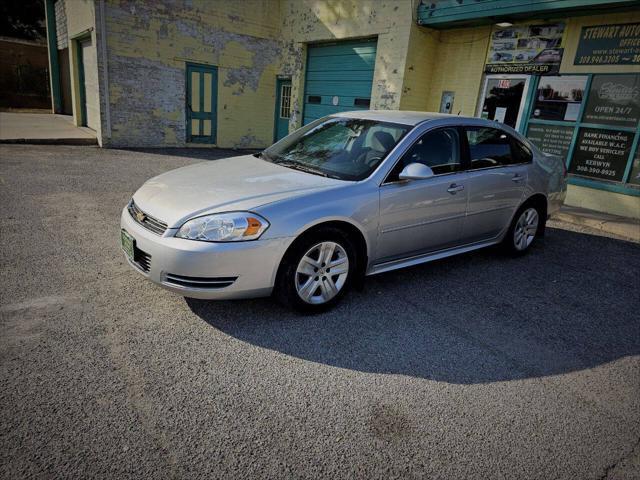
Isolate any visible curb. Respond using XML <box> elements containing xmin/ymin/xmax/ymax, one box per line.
<box><xmin>552</xmin><ymin>211</ymin><xmax>640</xmax><ymax>243</ymax></box>
<box><xmin>0</xmin><ymin>138</ymin><xmax>98</xmax><ymax>146</ymax></box>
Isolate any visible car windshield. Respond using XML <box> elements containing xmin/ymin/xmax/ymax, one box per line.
<box><xmin>261</xmin><ymin>116</ymin><xmax>411</xmax><ymax>181</ymax></box>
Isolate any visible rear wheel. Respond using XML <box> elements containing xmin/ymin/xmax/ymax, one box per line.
<box><xmin>503</xmin><ymin>204</ymin><xmax>541</xmax><ymax>255</ymax></box>
<box><xmin>275</xmin><ymin>228</ymin><xmax>356</xmax><ymax>312</ymax></box>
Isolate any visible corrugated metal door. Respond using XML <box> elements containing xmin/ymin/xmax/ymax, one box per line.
<box><xmin>79</xmin><ymin>38</ymin><xmax>99</xmax><ymax>131</ymax></box>
<box><xmin>303</xmin><ymin>39</ymin><xmax>377</xmax><ymax>125</ymax></box>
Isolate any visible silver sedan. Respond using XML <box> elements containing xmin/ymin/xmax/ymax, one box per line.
<box><xmin>121</xmin><ymin>111</ymin><xmax>566</xmax><ymax>311</ymax></box>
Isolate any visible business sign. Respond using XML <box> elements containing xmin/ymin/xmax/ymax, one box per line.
<box><xmin>574</xmin><ymin>23</ymin><xmax>640</xmax><ymax>66</ymax></box>
<box><xmin>582</xmin><ymin>74</ymin><xmax>640</xmax><ymax>128</ymax></box>
<box><xmin>485</xmin><ymin>23</ymin><xmax>565</xmax><ymax>74</ymax></box>
<box><xmin>526</xmin><ymin>124</ymin><xmax>574</xmax><ymax>160</ymax></box>
<box><xmin>569</xmin><ymin>128</ymin><xmax>633</xmax><ymax>181</ymax></box>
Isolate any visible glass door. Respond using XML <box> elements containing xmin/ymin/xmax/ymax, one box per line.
<box><xmin>477</xmin><ymin>74</ymin><xmax>531</xmax><ymax>131</ymax></box>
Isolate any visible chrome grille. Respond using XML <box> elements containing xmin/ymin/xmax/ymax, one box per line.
<box><xmin>128</xmin><ymin>200</ymin><xmax>167</xmax><ymax>235</ymax></box>
<box><xmin>164</xmin><ymin>273</ymin><xmax>237</xmax><ymax>290</ymax></box>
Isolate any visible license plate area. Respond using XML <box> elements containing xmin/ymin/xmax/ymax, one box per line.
<box><xmin>121</xmin><ymin>229</ymin><xmax>135</xmax><ymax>261</ymax></box>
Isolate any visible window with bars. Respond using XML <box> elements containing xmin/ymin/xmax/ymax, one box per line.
<box><xmin>280</xmin><ymin>84</ymin><xmax>292</xmax><ymax>119</ymax></box>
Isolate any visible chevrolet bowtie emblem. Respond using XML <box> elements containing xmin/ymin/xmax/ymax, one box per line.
<box><xmin>136</xmin><ymin>211</ymin><xmax>146</xmax><ymax>222</ymax></box>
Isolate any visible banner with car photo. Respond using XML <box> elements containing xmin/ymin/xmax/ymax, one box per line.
<box><xmin>485</xmin><ymin>23</ymin><xmax>565</xmax><ymax>74</ymax></box>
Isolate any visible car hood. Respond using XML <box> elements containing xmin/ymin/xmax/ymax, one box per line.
<box><xmin>132</xmin><ymin>154</ymin><xmax>344</xmax><ymax>228</ymax></box>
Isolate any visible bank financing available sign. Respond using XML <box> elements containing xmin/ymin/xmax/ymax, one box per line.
<box><xmin>485</xmin><ymin>23</ymin><xmax>565</xmax><ymax>74</ymax></box>
<box><xmin>575</xmin><ymin>23</ymin><xmax>640</xmax><ymax>66</ymax></box>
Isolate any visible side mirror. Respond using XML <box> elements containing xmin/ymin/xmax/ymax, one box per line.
<box><xmin>398</xmin><ymin>163</ymin><xmax>434</xmax><ymax>181</ymax></box>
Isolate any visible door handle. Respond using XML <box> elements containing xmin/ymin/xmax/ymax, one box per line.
<box><xmin>447</xmin><ymin>183</ymin><xmax>464</xmax><ymax>194</ymax></box>
<box><xmin>512</xmin><ymin>174</ymin><xmax>524</xmax><ymax>183</ymax></box>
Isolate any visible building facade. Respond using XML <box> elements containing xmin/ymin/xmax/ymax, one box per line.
<box><xmin>45</xmin><ymin>0</ymin><xmax>640</xmax><ymax>218</ymax></box>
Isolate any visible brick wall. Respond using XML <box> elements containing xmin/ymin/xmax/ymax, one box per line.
<box><xmin>0</xmin><ymin>38</ymin><xmax>51</xmax><ymax>109</ymax></box>
<box><xmin>54</xmin><ymin>0</ymin><xmax>68</xmax><ymax>50</ymax></box>
<box><xmin>97</xmin><ymin>0</ymin><xmax>416</xmax><ymax>148</ymax></box>
<box><xmin>102</xmin><ymin>0</ymin><xmax>281</xmax><ymax>148</ymax></box>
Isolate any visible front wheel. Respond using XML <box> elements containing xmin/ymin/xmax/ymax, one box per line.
<box><xmin>274</xmin><ymin>228</ymin><xmax>356</xmax><ymax>312</ymax></box>
<box><xmin>503</xmin><ymin>204</ymin><xmax>542</xmax><ymax>255</ymax></box>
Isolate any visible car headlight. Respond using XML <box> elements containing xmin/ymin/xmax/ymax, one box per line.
<box><xmin>175</xmin><ymin>212</ymin><xmax>269</xmax><ymax>242</ymax></box>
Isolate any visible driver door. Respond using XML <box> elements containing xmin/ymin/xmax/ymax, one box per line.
<box><xmin>376</xmin><ymin>127</ymin><xmax>469</xmax><ymax>262</ymax></box>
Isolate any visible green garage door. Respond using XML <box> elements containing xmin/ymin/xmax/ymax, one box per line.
<box><xmin>303</xmin><ymin>39</ymin><xmax>377</xmax><ymax>125</ymax></box>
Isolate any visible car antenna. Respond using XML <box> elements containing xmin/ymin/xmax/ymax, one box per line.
<box><xmin>457</xmin><ymin>110</ymin><xmax>461</xmax><ymax>115</ymax></box>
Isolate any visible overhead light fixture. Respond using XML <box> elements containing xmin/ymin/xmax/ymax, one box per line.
<box><xmin>496</xmin><ymin>22</ymin><xmax>513</xmax><ymax>28</ymax></box>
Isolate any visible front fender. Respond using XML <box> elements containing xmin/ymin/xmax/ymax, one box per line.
<box><xmin>255</xmin><ymin>182</ymin><xmax>379</xmax><ymax>261</ymax></box>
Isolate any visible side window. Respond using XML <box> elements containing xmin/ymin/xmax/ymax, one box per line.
<box><xmin>387</xmin><ymin>128</ymin><xmax>461</xmax><ymax>181</ymax></box>
<box><xmin>511</xmin><ymin>138</ymin><xmax>533</xmax><ymax>164</ymax></box>
<box><xmin>465</xmin><ymin>127</ymin><xmax>513</xmax><ymax>169</ymax></box>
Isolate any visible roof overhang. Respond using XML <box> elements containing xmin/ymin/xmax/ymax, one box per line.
<box><xmin>416</xmin><ymin>0</ymin><xmax>640</xmax><ymax>29</ymax></box>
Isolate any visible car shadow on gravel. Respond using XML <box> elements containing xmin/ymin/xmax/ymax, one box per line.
<box><xmin>187</xmin><ymin>227</ymin><xmax>640</xmax><ymax>384</ymax></box>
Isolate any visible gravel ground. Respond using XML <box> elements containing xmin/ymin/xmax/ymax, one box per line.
<box><xmin>1</xmin><ymin>145</ymin><xmax>639</xmax><ymax>479</ymax></box>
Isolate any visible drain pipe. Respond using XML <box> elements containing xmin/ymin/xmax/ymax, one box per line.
<box><xmin>98</xmin><ymin>0</ymin><xmax>111</xmax><ymax>140</ymax></box>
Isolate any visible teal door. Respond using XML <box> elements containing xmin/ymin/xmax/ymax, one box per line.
<box><xmin>186</xmin><ymin>63</ymin><xmax>217</xmax><ymax>143</ymax></box>
<box><xmin>274</xmin><ymin>78</ymin><xmax>292</xmax><ymax>141</ymax></box>
<box><xmin>303</xmin><ymin>39</ymin><xmax>377</xmax><ymax>125</ymax></box>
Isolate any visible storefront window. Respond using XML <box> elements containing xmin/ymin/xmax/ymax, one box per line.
<box><xmin>523</xmin><ymin>73</ymin><xmax>640</xmax><ymax>193</ymax></box>
<box><xmin>530</xmin><ymin>75</ymin><xmax>587</xmax><ymax>122</ymax></box>
<box><xmin>526</xmin><ymin>123</ymin><xmax>574</xmax><ymax>158</ymax></box>
<box><xmin>568</xmin><ymin>128</ymin><xmax>633</xmax><ymax>182</ymax></box>
<box><xmin>582</xmin><ymin>74</ymin><xmax>640</xmax><ymax>128</ymax></box>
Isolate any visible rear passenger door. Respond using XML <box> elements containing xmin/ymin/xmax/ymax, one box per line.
<box><xmin>461</xmin><ymin>127</ymin><xmax>531</xmax><ymax>242</ymax></box>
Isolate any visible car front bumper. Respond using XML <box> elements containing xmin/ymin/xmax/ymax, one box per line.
<box><xmin>120</xmin><ymin>208</ymin><xmax>293</xmax><ymax>299</ymax></box>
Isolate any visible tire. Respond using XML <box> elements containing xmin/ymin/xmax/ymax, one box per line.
<box><xmin>503</xmin><ymin>203</ymin><xmax>543</xmax><ymax>255</ymax></box>
<box><xmin>274</xmin><ymin>227</ymin><xmax>357</xmax><ymax>313</ymax></box>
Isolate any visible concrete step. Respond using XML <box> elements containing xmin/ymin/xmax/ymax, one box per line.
<box><xmin>552</xmin><ymin>205</ymin><xmax>640</xmax><ymax>242</ymax></box>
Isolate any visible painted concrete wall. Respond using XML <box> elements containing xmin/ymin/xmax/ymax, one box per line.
<box><xmin>398</xmin><ymin>24</ymin><xmax>438</xmax><ymax>112</ymax></box>
<box><xmin>95</xmin><ymin>0</ymin><xmax>416</xmax><ymax>148</ymax></box>
<box><xmin>101</xmin><ymin>0</ymin><xmax>281</xmax><ymax>148</ymax></box>
<box><xmin>57</xmin><ymin>0</ymin><xmax>102</xmax><ymax>143</ymax></box>
<box><xmin>400</xmin><ymin>24</ymin><xmax>491</xmax><ymax>115</ymax></box>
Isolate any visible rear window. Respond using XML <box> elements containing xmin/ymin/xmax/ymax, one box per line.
<box><xmin>465</xmin><ymin>127</ymin><xmax>532</xmax><ymax>169</ymax></box>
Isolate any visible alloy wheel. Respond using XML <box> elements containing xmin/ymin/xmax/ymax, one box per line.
<box><xmin>295</xmin><ymin>241</ymin><xmax>349</xmax><ymax>304</ymax></box>
<box><xmin>514</xmin><ymin>207</ymin><xmax>539</xmax><ymax>251</ymax></box>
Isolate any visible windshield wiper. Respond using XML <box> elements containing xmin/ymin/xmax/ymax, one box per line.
<box><xmin>254</xmin><ymin>151</ymin><xmax>278</xmax><ymax>163</ymax></box>
<box><xmin>275</xmin><ymin>160</ymin><xmax>330</xmax><ymax>178</ymax></box>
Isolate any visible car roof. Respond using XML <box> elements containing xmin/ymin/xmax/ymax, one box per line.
<box><xmin>332</xmin><ymin>110</ymin><xmax>470</xmax><ymax>126</ymax></box>
<box><xmin>331</xmin><ymin>110</ymin><xmax>535</xmax><ymax>149</ymax></box>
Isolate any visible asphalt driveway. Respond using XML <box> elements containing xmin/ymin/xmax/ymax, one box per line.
<box><xmin>1</xmin><ymin>145</ymin><xmax>639</xmax><ymax>479</ymax></box>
